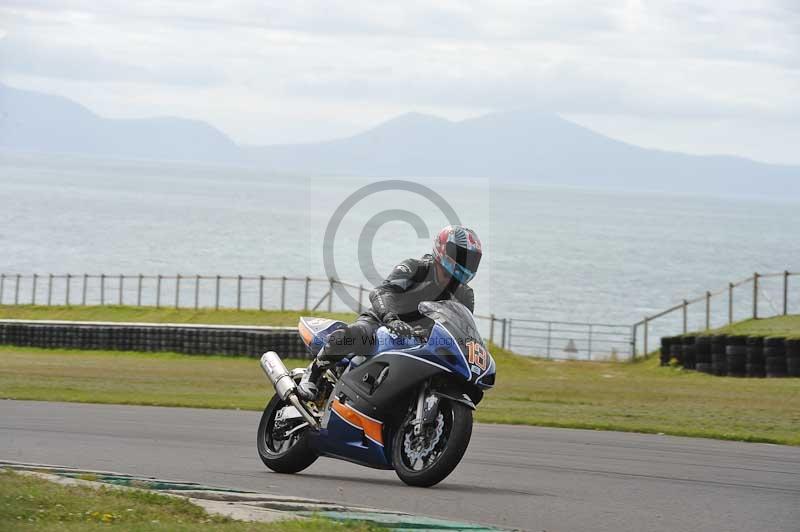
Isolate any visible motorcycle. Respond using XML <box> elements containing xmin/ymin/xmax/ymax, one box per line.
<box><xmin>256</xmin><ymin>300</ymin><xmax>496</xmax><ymax>487</ymax></box>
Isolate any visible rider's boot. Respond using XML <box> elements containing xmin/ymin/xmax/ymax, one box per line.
<box><xmin>297</xmin><ymin>329</ymin><xmax>349</xmax><ymax>400</ymax></box>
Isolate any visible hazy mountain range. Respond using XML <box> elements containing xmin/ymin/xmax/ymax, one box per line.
<box><xmin>2</xmin><ymin>83</ymin><xmax>798</xmax><ymax>195</ymax></box>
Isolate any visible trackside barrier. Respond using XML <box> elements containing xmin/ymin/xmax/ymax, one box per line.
<box><xmin>633</xmin><ymin>271</ymin><xmax>799</xmax><ymax>357</ymax></box>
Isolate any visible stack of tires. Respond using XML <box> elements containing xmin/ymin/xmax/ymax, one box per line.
<box><xmin>658</xmin><ymin>333</ymin><xmax>798</xmax><ymax>378</ymax></box>
<box><xmin>711</xmin><ymin>335</ymin><xmax>727</xmax><ymax>376</ymax></box>
<box><xmin>787</xmin><ymin>339</ymin><xmax>800</xmax><ymax>377</ymax></box>
<box><xmin>0</xmin><ymin>322</ymin><xmax>310</xmax><ymax>359</ymax></box>
<box><xmin>694</xmin><ymin>335</ymin><xmax>712</xmax><ymax>374</ymax></box>
<box><xmin>725</xmin><ymin>335</ymin><xmax>747</xmax><ymax>377</ymax></box>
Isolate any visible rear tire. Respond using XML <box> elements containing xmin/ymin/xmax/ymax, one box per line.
<box><xmin>391</xmin><ymin>400</ymin><xmax>472</xmax><ymax>487</ymax></box>
<box><xmin>257</xmin><ymin>394</ymin><xmax>318</xmax><ymax>474</ymax></box>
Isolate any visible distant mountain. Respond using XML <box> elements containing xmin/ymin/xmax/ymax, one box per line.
<box><xmin>2</xmin><ymin>83</ymin><xmax>798</xmax><ymax>195</ymax></box>
<box><xmin>246</xmin><ymin>110</ymin><xmax>800</xmax><ymax>195</ymax></box>
<box><xmin>0</xmin><ymin>83</ymin><xmax>240</xmax><ymax>163</ymax></box>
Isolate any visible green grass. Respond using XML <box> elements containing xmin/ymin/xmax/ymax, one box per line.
<box><xmin>0</xmin><ymin>469</ymin><xmax>374</xmax><ymax>531</ymax></box>
<box><xmin>0</xmin><ymin>305</ymin><xmax>356</xmax><ymax>327</ymax></box>
<box><xmin>2</xmin><ymin>305</ymin><xmax>799</xmax><ymax>445</ymax></box>
<box><xmin>709</xmin><ymin>315</ymin><xmax>800</xmax><ymax>338</ymax></box>
<box><xmin>2</xmin><ymin>345</ymin><xmax>798</xmax><ymax>445</ymax></box>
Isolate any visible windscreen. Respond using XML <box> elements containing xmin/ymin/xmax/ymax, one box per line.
<box><xmin>418</xmin><ymin>300</ymin><xmax>486</xmax><ymax>353</ymax></box>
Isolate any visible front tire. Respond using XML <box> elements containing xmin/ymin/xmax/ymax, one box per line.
<box><xmin>257</xmin><ymin>394</ymin><xmax>318</xmax><ymax>474</ymax></box>
<box><xmin>391</xmin><ymin>400</ymin><xmax>472</xmax><ymax>487</ymax></box>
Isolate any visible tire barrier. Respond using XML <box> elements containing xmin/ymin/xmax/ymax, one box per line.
<box><xmin>787</xmin><ymin>339</ymin><xmax>800</xmax><ymax>378</ymax></box>
<box><xmin>764</xmin><ymin>337</ymin><xmax>787</xmax><ymax>378</ymax></box>
<box><xmin>745</xmin><ymin>336</ymin><xmax>765</xmax><ymax>378</ymax></box>
<box><xmin>0</xmin><ymin>321</ymin><xmax>310</xmax><ymax>359</ymax></box>
<box><xmin>725</xmin><ymin>335</ymin><xmax>748</xmax><ymax>377</ymax></box>
<box><xmin>711</xmin><ymin>334</ymin><xmax>728</xmax><ymax>376</ymax></box>
<box><xmin>659</xmin><ymin>333</ymin><xmax>798</xmax><ymax>378</ymax></box>
<box><xmin>660</xmin><ymin>336</ymin><xmax>674</xmax><ymax>366</ymax></box>
<box><xmin>681</xmin><ymin>335</ymin><xmax>697</xmax><ymax>370</ymax></box>
<box><xmin>694</xmin><ymin>335</ymin><xmax>712</xmax><ymax>374</ymax></box>
<box><xmin>670</xmin><ymin>339</ymin><xmax>683</xmax><ymax>366</ymax></box>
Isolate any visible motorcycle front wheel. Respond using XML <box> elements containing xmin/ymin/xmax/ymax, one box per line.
<box><xmin>257</xmin><ymin>393</ymin><xmax>318</xmax><ymax>474</ymax></box>
<box><xmin>391</xmin><ymin>399</ymin><xmax>473</xmax><ymax>487</ymax></box>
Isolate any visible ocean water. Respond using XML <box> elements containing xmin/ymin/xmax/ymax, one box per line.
<box><xmin>1</xmin><ymin>153</ymin><xmax>798</xmax><ymax>355</ymax></box>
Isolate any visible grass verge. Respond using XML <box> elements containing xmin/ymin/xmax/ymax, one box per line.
<box><xmin>0</xmin><ymin>305</ymin><xmax>356</xmax><ymax>327</ymax></box>
<box><xmin>0</xmin><ymin>469</ymin><xmax>373</xmax><ymax>531</ymax></box>
<box><xmin>2</xmin><ymin>345</ymin><xmax>798</xmax><ymax>445</ymax></box>
<box><xmin>709</xmin><ymin>315</ymin><xmax>800</xmax><ymax>338</ymax></box>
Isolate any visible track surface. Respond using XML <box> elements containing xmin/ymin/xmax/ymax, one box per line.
<box><xmin>1</xmin><ymin>400</ymin><xmax>798</xmax><ymax>531</ymax></box>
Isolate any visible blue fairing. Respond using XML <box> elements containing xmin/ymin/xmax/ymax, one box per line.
<box><xmin>301</xmin><ymin>300</ymin><xmax>495</xmax><ymax>470</ymax></box>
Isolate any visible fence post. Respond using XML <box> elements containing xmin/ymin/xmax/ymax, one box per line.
<box><xmin>682</xmin><ymin>299</ymin><xmax>688</xmax><ymax>333</ymax></box>
<box><xmin>14</xmin><ymin>274</ymin><xmax>21</xmax><ymax>304</ymax></box>
<box><xmin>508</xmin><ymin>319</ymin><xmax>513</xmax><ymax>351</ymax></box>
<box><xmin>0</xmin><ymin>273</ymin><xmax>4</xmax><ymax>304</ymax></box>
<box><xmin>156</xmin><ymin>274</ymin><xmax>162</xmax><ymax>308</ymax></box>
<box><xmin>752</xmin><ymin>272</ymin><xmax>759</xmax><ymax>319</ymax></box>
<box><xmin>643</xmin><ymin>317</ymin><xmax>649</xmax><ymax>356</ymax></box>
<box><xmin>194</xmin><ymin>275</ymin><xmax>200</xmax><ymax>310</ymax></box>
<box><xmin>215</xmin><ymin>275</ymin><xmax>220</xmax><ymax>310</ymax></box>
<box><xmin>705</xmin><ymin>291</ymin><xmax>711</xmax><ymax>330</ymax></box>
<box><xmin>82</xmin><ymin>274</ymin><xmax>88</xmax><ymax>306</ymax></box>
<box><xmin>258</xmin><ymin>276</ymin><xmax>264</xmax><ymax>311</ymax></box>
<box><xmin>501</xmin><ymin>318</ymin><xmax>507</xmax><ymax>349</ymax></box>
<box><xmin>588</xmin><ymin>324</ymin><xmax>593</xmax><ymax>360</ymax></box>
<box><xmin>236</xmin><ymin>275</ymin><xmax>242</xmax><ymax>310</ymax></box>
<box><xmin>137</xmin><ymin>274</ymin><xmax>143</xmax><ymax>306</ymax></box>
<box><xmin>783</xmin><ymin>270</ymin><xmax>789</xmax><ymax>316</ymax></box>
<box><xmin>631</xmin><ymin>324</ymin><xmax>637</xmax><ymax>359</ymax></box>
<box><xmin>31</xmin><ymin>274</ymin><xmax>38</xmax><ymax>305</ymax></box>
<box><xmin>303</xmin><ymin>277</ymin><xmax>310</xmax><ymax>311</ymax></box>
<box><xmin>358</xmin><ymin>285</ymin><xmax>364</xmax><ymax>313</ymax></box>
<box><xmin>546</xmin><ymin>321</ymin><xmax>552</xmax><ymax>358</ymax></box>
<box><xmin>48</xmin><ymin>273</ymin><xmax>54</xmax><ymax>306</ymax></box>
<box><xmin>728</xmin><ymin>282</ymin><xmax>734</xmax><ymax>324</ymax></box>
<box><xmin>118</xmin><ymin>274</ymin><xmax>123</xmax><ymax>305</ymax></box>
<box><xmin>489</xmin><ymin>314</ymin><xmax>495</xmax><ymax>344</ymax></box>
<box><xmin>280</xmin><ymin>276</ymin><xmax>286</xmax><ymax>311</ymax></box>
<box><xmin>327</xmin><ymin>278</ymin><xmax>334</xmax><ymax>312</ymax></box>
<box><xmin>175</xmin><ymin>274</ymin><xmax>181</xmax><ymax>309</ymax></box>
<box><xmin>65</xmin><ymin>274</ymin><xmax>71</xmax><ymax>306</ymax></box>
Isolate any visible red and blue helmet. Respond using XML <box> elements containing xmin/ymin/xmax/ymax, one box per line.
<box><xmin>433</xmin><ymin>225</ymin><xmax>482</xmax><ymax>284</ymax></box>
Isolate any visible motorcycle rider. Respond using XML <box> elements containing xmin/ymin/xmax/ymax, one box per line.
<box><xmin>298</xmin><ymin>224</ymin><xmax>483</xmax><ymax>400</ymax></box>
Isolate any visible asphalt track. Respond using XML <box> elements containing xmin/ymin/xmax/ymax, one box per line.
<box><xmin>1</xmin><ymin>400</ymin><xmax>798</xmax><ymax>531</ymax></box>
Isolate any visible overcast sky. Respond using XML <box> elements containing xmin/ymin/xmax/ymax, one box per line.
<box><xmin>1</xmin><ymin>1</ymin><xmax>798</xmax><ymax>164</ymax></box>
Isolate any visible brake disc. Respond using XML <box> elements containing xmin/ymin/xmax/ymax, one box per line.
<box><xmin>403</xmin><ymin>411</ymin><xmax>445</xmax><ymax>466</ymax></box>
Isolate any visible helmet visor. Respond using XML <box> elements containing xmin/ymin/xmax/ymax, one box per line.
<box><xmin>442</xmin><ymin>242</ymin><xmax>481</xmax><ymax>284</ymax></box>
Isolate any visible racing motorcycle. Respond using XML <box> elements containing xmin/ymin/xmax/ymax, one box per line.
<box><xmin>257</xmin><ymin>300</ymin><xmax>496</xmax><ymax>487</ymax></box>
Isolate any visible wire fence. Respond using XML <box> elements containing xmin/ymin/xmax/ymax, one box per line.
<box><xmin>3</xmin><ymin>270</ymin><xmax>794</xmax><ymax>361</ymax></box>
<box><xmin>633</xmin><ymin>271</ymin><xmax>799</xmax><ymax>357</ymax></box>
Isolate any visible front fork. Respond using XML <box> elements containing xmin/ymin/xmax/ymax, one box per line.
<box><xmin>412</xmin><ymin>382</ymin><xmax>440</xmax><ymax>435</ymax></box>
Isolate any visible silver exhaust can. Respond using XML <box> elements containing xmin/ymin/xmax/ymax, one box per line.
<box><xmin>260</xmin><ymin>351</ymin><xmax>296</xmax><ymax>401</ymax></box>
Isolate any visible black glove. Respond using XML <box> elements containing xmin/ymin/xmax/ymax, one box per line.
<box><xmin>385</xmin><ymin>316</ymin><xmax>415</xmax><ymax>338</ymax></box>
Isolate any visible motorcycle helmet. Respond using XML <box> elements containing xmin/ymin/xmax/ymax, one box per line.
<box><xmin>432</xmin><ymin>225</ymin><xmax>482</xmax><ymax>284</ymax></box>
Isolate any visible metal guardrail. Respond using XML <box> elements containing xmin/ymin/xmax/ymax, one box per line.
<box><xmin>0</xmin><ymin>273</ymin><xmax>369</xmax><ymax>314</ymax></box>
<box><xmin>2</xmin><ymin>270</ymin><xmax>794</xmax><ymax>361</ymax></box>
<box><xmin>633</xmin><ymin>271</ymin><xmax>798</xmax><ymax>357</ymax></box>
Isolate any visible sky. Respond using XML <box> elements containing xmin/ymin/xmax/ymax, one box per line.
<box><xmin>1</xmin><ymin>1</ymin><xmax>798</xmax><ymax>164</ymax></box>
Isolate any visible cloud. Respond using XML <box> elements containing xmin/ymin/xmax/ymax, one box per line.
<box><xmin>0</xmin><ymin>1</ymin><xmax>797</xmax><ymax>160</ymax></box>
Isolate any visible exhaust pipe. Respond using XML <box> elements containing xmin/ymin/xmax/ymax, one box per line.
<box><xmin>260</xmin><ymin>352</ymin><xmax>319</xmax><ymax>429</ymax></box>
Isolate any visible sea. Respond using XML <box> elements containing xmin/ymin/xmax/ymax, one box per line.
<box><xmin>1</xmin><ymin>152</ymin><xmax>798</xmax><ymax>356</ymax></box>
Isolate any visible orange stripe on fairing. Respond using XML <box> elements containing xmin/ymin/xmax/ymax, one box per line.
<box><xmin>298</xmin><ymin>320</ymin><xmax>314</xmax><ymax>346</ymax></box>
<box><xmin>331</xmin><ymin>400</ymin><xmax>384</xmax><ymax>446</ymax></box>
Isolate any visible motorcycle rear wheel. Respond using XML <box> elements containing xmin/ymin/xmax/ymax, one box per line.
<box><xmin>257</xmin><ymin>393</ymin><xmax>318</xmax><ymax>474</ymax></box>
<box><xmin>391</xmin><ymin>399</ymin><xmax>472</xmax><ymax>487</ymax></box>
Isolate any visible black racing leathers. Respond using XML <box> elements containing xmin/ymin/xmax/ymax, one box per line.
<box><xmin>321</xmin><ymin>254</ymin><xmax>474</xmax><ymax>360</ymax></box>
